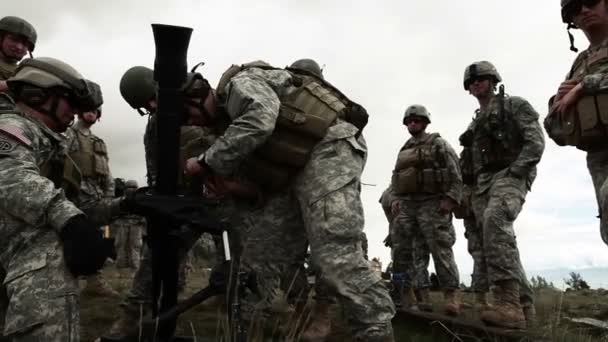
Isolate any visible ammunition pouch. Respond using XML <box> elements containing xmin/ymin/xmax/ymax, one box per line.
<box><xmin>247</xmin><ymin>76</ymin><xmax>342</xmax><ymax>191</ymax></box>
<box><xmin>392</xmin><ymin>167</ymin><xmax>450</xmax><ymax>194</ymax></box>
<box><xmin>546</xmin><ymin>93</ymin><xmax>608</xmax><ymax>151</ymax></box>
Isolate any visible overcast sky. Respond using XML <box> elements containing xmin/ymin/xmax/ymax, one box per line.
<box><xmin>7</xmin><ymin>0</ymin><xmax>608</xmax><ymax>286</ymax></box>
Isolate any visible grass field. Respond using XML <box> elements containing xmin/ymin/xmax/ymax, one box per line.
<box><xmin>80</xmin><ymin>264</ymin><xmax>608</xmax><ymax>342</ymax></box>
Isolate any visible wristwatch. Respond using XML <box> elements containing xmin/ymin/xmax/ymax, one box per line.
<box><xmin>196</xmin><ymin>153</ymin><xmax>207</xmax><ymax>168</ymax></box>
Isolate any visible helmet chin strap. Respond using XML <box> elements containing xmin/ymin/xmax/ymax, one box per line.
<box><xmin>567</xmin><ymin>23</ymin><xmax>579</xmax><ymax>53</ymax></box>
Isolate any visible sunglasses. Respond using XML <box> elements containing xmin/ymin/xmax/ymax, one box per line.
<box><xmin>562</xmin><ymin>0</ymin><xmax>602</xmax><ymax>23</ymax></box>
<box><xmin>405</xmin><ymin>117</ymin><xmax>426</xmax><ymax>125</ymax></box>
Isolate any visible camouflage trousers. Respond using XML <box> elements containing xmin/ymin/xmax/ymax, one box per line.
<box><xmin>389</xmin><ymin>217</ymin><xmax>429</xmax><ymax>288</ymax></box>
<box><xmin>470</xmin><ymin>176</ymin><xmax>533</xmax><ymax>303</ymax></box>
<box><xmin>240</xmin><ymin>182</ymin><xmax>394</xmax><ymax>339</ymax></box>
<box><xmin>115</xmin><ymin>222</ymin><xmax>143</xmax><ymax>269</ymax></box>
<box><xmin>392</xmin><ymin>198</ymin><xmax>460</xmax><ymax>289</ymax></box>
<box><xmin>463</xmin><ymin>215</ymin><xmax>488</xmax><ymax>292</ymax></box>
<box><xmin>588</xmin><ymin>149</ymin><xmax>608</xmax><ymax>246</ymax></box>
<box><xmin>0</xmin><ymin>235</ymin><xmax>79</xmax><ymax>341</ymax></box>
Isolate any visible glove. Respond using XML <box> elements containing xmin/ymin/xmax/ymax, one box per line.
<box><xmin>119</xmin><ymin>187</ymin><xmax>139</xmax><ymax>214</ymax></box>
<box><xmin>383</xmin><ymin>234</ymin><xmax>392</xmax><ymax>248</ymax></box>
<box><xmin>60</xmin><ymin>215</ymin><xmax>112</xmax><ymax>276</ymax></box>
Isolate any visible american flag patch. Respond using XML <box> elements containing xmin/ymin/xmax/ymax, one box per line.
<box><xmin>0</xmin><ymin>124</ymin><xmax>32</xmax><ymax>146</ymax></box>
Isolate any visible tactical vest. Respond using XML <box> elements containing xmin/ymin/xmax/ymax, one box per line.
<box><xmin>69</xmin><ymin>128</ymin><xmax>110</xmax><ymax>181</ymax></box>
<box><xmin>546</xmin><ymin>46</ymin><xmax>608</xmax><ymax>151</ymax></box>
<box><xmin>471</xmin><ymin>96</ymin><xmax>523</xmax><ymax>174</ymax></box>
<box><xmin>458</xmin><ymin>131</ymin><xmax>475</xmax><ymax>185</ymax></box>
<box><xmin>391</xmin><ymin>133</ymin><xmax>450</xmax><ymax>195</ymax></box>
<box><xmin>217</xmin><ymin>65</ymin><xmax>352</xmax><ymax>191</ymax></box>
<box><xmin>41</xmin><ymin>154</ymin><xmax>82</xmax><ymax>199</ymax></box>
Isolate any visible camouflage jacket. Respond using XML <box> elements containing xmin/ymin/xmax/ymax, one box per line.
<box><xmin>566</xmin><ymin>38</ymin><xmax>608</xmax><ymax>94</ymax></box>
<box><xmin>0</xmin><ymin>110</ymin><xmax>82</xmax><ymax>265</ymax></box>
<box><xmin>204</xmin><ymin>67</ymin><xmax>368</xmax><ymax>197</ymax></box>
<box><xmin>143</xmin><ymin>114</ymin><xmax>157</xmax><ymax>186</ymax></box>
<box><xmin>465</xmin><ymin>95</ymin><xmax>545</xmax><ymax>194</ymax></box>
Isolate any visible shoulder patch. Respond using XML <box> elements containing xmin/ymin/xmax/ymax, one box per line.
<box><xmin>0</xmin><ymin>124</ymin><xmax>32</xmax><ymax>147</ymax></box>
<box><xmin>0</xmin><ymin>137</ymin><xmax>16</xmax><ymax>153</ymax></box>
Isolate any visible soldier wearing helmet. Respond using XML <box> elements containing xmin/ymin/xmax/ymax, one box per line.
<box><xmin>0</xmin><ymin>57</ymin><xmax>111</xmax><ymax>340</ymax></box>
<box><xmin>108</xmin><ymin>65</ymin><xmax>255</xmax><ymax>338</ymax></box>
<box><xmin>65</xmin><ymin>99</ymin><xmax>117</xmax><ymax>297</ymax></box>
<box><xmin>184</xmin><ymin>62</ymin><xmax>395</xmax><ymax>342</ymax></box>
<box><xmin>288</xmin><ymin>58</ymin><xmax>324</xmax><ymax>79</ymax></box>
<box><xmin>0</xmin><ymin>16</ymin><xmax>37</xmax><ymax>82</ymax></box>
<box><xmin>460</xmin><ymin>61</ymin><xmax>544</xmax><ymax>329</ymax></box>
<box><xmin>389</xmin><ymin>104</ymin><xmax>463</xmax><ymax>316</ymax></box>
<box><xmin>546</xmin><ymin>0</ymin><xmax>608</xmax><ymax>256</ymax></box>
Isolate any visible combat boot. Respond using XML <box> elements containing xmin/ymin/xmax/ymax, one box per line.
<box><xmin>475</xmin><ymin>292</ymin><xmax>492</xmax><ymax>312</ymax></box>
<box><xmin>480</xmin><ymin>280</ymin><xmax>526</xmax><ymax>329</ymax></box>
<box><xmin>400</xmin><ymin>287</ymin><xmax>418</xmax><ymax>310</ymax></box>
<box><xmin>82</xmin><ymin>274</ymin><xmax>119</xmax><ymax>297</ymax></box>
<box><xmin>301</xmin><ymin>302</ymin><xmax>332</xmax><ymax>342</ymax></box>
<box><xmin>415</xmin><ymin>288</ymin><xmax>433</xmax><ymax>312</ymax></box>
<box><xmin>522</xmin><ymin>301</ymin><xmax>537</xmax><ymax>328</ymax></box>
<box><xmin>443</xmin><ymin>289</ymin><xmax>462</xmax><ymax>316</ymax></box>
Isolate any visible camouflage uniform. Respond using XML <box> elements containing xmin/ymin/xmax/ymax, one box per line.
<box><xmin>465</xmin><ymin>94</ymin><xmax>544</xmax><ymax>303</ymax></box>
<box><xmin>203</xmin><ymin>67</ymin><xmax>395</xmax><ymax>340</ymax></box>
<box><xmin>113</xmin><ymin>214</ymin><xmax>145</xmax><ymax>269</ymax></box>
<box><xmin>0</xmin><ymin>111</ymin><xmax>82</xmax><ymax>340</ymax></box>
<box><xmin>391</xmin><ymin>134</ymin><xmax>462</xmax><ymax>290</ymax></box>
<box><xmin>544</xmin><ymin>39</ymin><xmax>608</xmax><ymax>245</ymax></box>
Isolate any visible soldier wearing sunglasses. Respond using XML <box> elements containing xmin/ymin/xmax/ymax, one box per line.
<box><xmin>546</xmin><ymin>0</ymin><xmax>608</xmax><ymax>248</ymax></box>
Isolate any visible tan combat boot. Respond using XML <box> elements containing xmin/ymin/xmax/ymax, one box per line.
<box><xmin>82</xmin><ymin>274</ymin><xmax>119</xmax><ymax>297</ymax></box>
<box><xmin>415</xmin><ymin>288</ymin><xmax>433</xmax><ymax>312</ymax></box>
<box><xmin>301</xmin><ymin>302</ymin><xmax>332</xmax><ymax>342</ymax></box>
<box><xmin>400</xmin><ymin>287</ymin><xmax>418</xmax><ymax>310</ymax></box>
<box><xmin>443</xmin><ymin>289</ymin><xmax>462</xmax><ymax>316</ymax></box>
<box><xmin>480</xmin><ymin>280</ymin><xmax>526</xmax><ymax>329</ymax></box>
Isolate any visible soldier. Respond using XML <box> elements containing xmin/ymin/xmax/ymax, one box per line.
<box><xmin>461</xmin><ymin>61</ymin><xmax>544</xmax><ymax>329</ymax></box>
<box><xmin>0</xmin><ymin>16</ymin><xmax>36</xmax><ymax>94</ymax></box>
<box><xmin>108</xmin><ymin>66</ymin><xmax>254</xmax><ymax>337</ymax></box>
<box><xmin>389</xmin><ymin>104</ymin><xmax>463</xmax><ymax>316</ymax></box>
<box><xmin>185</xmin><ymin>60</ymin><xmax>395</xmax><ymax>341</ymax></box>
<box><xmin>65</xmin><ymin>105</ymin><xmax>119</xmax><ymax>297</ymax></box>
<box><xmin>546</xmin><ymin>0</ymin><xmax>608</xmax><ymax>249</ymax></box>
<box><xmin>0</xmin><ymin>57</ymin><xmax>109</xmax><ymax>341</ymax></box>
<box><xmin>113</xmin><ymin>179</ymin><xmax>145</xmax><ymax>270</ymax></box>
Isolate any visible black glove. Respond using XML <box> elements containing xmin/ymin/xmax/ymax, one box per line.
<box><xmin>60</xmin><ymin>215</ymin><xmax>112</xmax><ymax>276</ymax></box>
<box><xmin>383</xmin><ymin>234</ymin><xmax>392</xmax><ymax>248</ymax></box>
<box><xmin>119</xmin><ymin>187</ymin><xmax>138</xmax><ymax>214</ymax></box>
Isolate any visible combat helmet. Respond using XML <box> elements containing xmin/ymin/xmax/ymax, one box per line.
<box><xmin>8</xmin><ymin>57</ymin><xmax>102</xmax><ymax>111</ymax></box>
<box><xmin>125</xmin><ymin>179</ymin><xmax>138</xmax><ymax>188</ymax></box>
<box><xmin>288</xmin><ymin>58</ymin><xmax>324</xmax><ymax>79</ymax></box>
<box><xmin>119</xmin><ymin>66</ymin><xmax>155</xmax><ymax>114</ymax></box>
<box><xmin>0</xmin><ymin>16</ymin><xmax>37</xmax><ymax>52</ymax></box>
<box><xmin>560</xmin><ymin>0</ymin><xmax>582</xmax><ymax>52</ymax></box>
<box><xmin>463</xmin><ymin>61</ymin><xmax>502</xmax><ymax>90</ymax></box>
<box><xmin>402</xmin><ymin>104</ymin><xmax>431</xmax><ymax>125</ymax></box>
